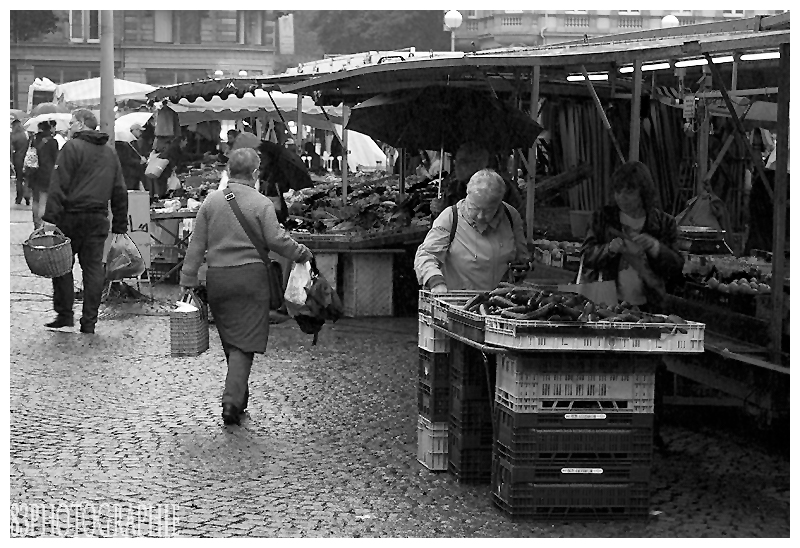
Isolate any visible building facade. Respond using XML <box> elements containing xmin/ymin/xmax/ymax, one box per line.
<box><xmin>453</xmin><ymin>10</ymin><xmax>784</xmax><ymax>50</ymax></box>
<box><xmin>10</xmin><ymin>10</ymin><xmax>281</xmax><ymax>109</ymax></box>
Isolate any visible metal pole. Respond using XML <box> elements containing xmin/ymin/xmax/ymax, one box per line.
<box><xmin>100</xmin><ymin>10</ymin><xmax>115</xmax><ymax>148</ymax></box>
<box><xmin>451</xmin><ymin>30</ymin><xmax>455</xmax><ymax>52</ymax></box>
<box><xmin>526</xmin><ymin>66</ymin><xmax>540</xmax><ymax>245</ymax></box>
<box><xmin>629</xmin><ymin>59</ymin><xmax>642</xmax><ymax>162</ymax></box>
<box><xmin>769</xmin><ymin>43</ymin><xmax>789</xmax><ymax>364</ymax></box>
<box><xmin>341</xmin><ymin>105</ymin><xmax>349</xmax><ymax>203</ymax></box>
<box><xmin>296</xmin><ymin>93</ymin><xmax>304</xmax><ymax>155</ymax></box>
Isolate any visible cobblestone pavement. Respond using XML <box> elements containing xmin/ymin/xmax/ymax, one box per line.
<box><xmin>7</xmin><ymin>196</ymin><xmax>790</xmax><ymax>538</ymax></box>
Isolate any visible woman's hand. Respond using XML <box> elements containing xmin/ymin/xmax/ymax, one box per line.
<box><xmin>608</xmin><ymin>237</ymin><xmax>624</xmax><ymax>255</ymax></box>
<box><xmin>431</xmin><ymin>283</ymin><xmax>448</xmax><ymax>294</ymax></box>
<box><xmin>632</xmin><ymin>233</ymin><xmax>661</xmax><ymax>257</ymax></box>
<box><xmin>296</xmin><ymin>244</ymin><xmax>313</xmax><ymax>263</ymax></box>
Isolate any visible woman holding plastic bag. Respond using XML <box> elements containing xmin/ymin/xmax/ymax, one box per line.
<box><xmin>180</xmin><ymin>148</ymin><xmax>312</xmax><ymax>426</ymax></box>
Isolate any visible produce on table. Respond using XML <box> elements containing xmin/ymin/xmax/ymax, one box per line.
<box><xmin>461</xmin><ymin>283</ymin><xmax>688</xmax><ymax>327</ymax></box>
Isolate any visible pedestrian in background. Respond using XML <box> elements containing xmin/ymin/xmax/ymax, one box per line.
<box><xmin>10</xmin><ymin>117</ymin><xmax>30</xmax><ymax>206</ymax></box>
<box><xmin>42</xmin><ymin>109</ymin><xmax>128</xmax><ymax>334</ymax></box>
<box><xmin>180</xmin><ymin>148</ymin><xmax>313</xmax><ymax>425</ymax></box>
<box><xmin>29</xmin><ymin>121</ymin><xmax>59</xmax><ymax>229</ymax></box>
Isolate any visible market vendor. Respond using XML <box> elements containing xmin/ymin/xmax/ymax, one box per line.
<box><xmin>580</xmin><ymin>161</ymin><xmax>684</xmax><ymax>311</ymax></box>
<box><xmin>414</xmin><ymin>169</ymin><xmax>530</xmax><ymax>292</ymax></box>
<box><xmin>429</xmin><ymin>142</ymin><xmax>525</xmax><ymax>222</ymax></box>
<box><xmin>150</xmin><ymin>133</ymin><xmax>206</xmax><ymax>199</ymax></box>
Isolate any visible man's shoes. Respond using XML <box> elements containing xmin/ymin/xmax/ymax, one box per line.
<box><xmin>80</xmin><ymin>325</ymin><xmax>95</xmax><ymax>334</ymax></box>
<box><xmin>74</xmin><ymin>289</ymin><xmax>83</xmax><ymax>301</ymax></box>
<box><xmin>221</xmin><ymin>404</ymin><xmax>240</xmax><ymax>425</ymax></box>
<box><xmin>45</xmin><ymin>317</ymin><xmax>74</xmax><ymax>329</ymax></box>
<box><xmin>25</xmin><ymin>198</ymin><xmax>30</xmax><ymax>206</ymax></box>
<box><xmin>14</xmin><ymin>198</ymin><xmax>21</xmax><ymax>205</ymax></box>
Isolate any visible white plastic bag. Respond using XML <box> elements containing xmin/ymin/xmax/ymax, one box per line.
<box><xmin>105</xmin><ymin>233</ymin><xmax>146</xmax><ymax>280</ymax></box>
<box><xmin>284</xmin><ymin>261</ymin><xmax>312</xmax><ymax>316</ymax></box>
<box><xmin>144</xmin><ymin>151</ymin><xmax>168</xmax><ymax>178</ymax></box>
<box><xmin>167</xmin><ymin>170</ymin><xmax>182</xmax><ymax>191</ymax></box>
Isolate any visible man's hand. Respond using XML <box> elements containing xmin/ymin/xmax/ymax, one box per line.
<box><xmin>632</xmin><ymin>233</ymin><xmax>661</xmax><ymax>257</ymax></box>
<box><xmin>431</xmin><ymin>284</ymin><xmax>448</xmax><ymax>294</ymax></box>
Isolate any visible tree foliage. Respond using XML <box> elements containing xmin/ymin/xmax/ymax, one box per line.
<box><xmin>10</xmin><ymin>10</ymin><xmax>60</xmax><ymax>43</ymax></box>
<box><xmin>307</xmin><ymin>11</ymin><xmax>450</xmax><ymax>55</ymax></box>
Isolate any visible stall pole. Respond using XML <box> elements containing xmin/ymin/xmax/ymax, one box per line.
<box><xmin>99</xmin><ymin>10</ymin><xmax>115</xmax><ymax>148</ymax></box>
<box><xmin>629</xmin><ymin>60</ymin><xmax>642</xmax><ymax>162</ymax></box>
<box><xmin>580</xmin><ymin>66</ymin><xmax>625</xmax><ymax>164</ymax></box>
<box><xmin>399</xmin><ymin>148</ymin><xmax>406</xmax><ymax>197</ymax></box>
<box><xmin>342</xmin><ymin>105</ymin><xmax>349</xmax><ymax>203</ymax></box>
<box><xmin>296</xmin><ymin>93</ymin><xmax>304</xmax><ymax>155</ymax></box>
<box><xmin>696</xmin><ymin>66</ymin><xmax>711</xmax><ymax>194</ymax></box>
<box><xmin>769</xmin><ymin>43</ymin><xmax>789</xmax><ymax>365</ymax></box>
<box><xmin>526</xmin><ymin>66</ymin><xmax>540</xmax><ymax>245</ymax></box>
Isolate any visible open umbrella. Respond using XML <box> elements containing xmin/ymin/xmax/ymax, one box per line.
<box><xmin>31</xmin><ymin>102</ymin><xmax>70</xmax><ymax>116</ymax></box>
<box><xmin>257</xmin><ymin>141</ymin><xmax>313</xmax><ymax>192</ymax></box>
<box><xmin>24</xmin><ymin>113</ymin><xmax>72</xmax><ymax>133</ymax></box>
<box><xmin>115</xmin><ymin>111</ymin><xmax>154</xmax><ymax>133</ymax></box>
<box><xmin>10</xmin><ymin>109</ymin><xmax>29</xmax><ymax>123</ymax></box>
<box><xmin>346</xmin><ymin>86</ymin><xmax>544</xmax><ymax>154</ymax></box>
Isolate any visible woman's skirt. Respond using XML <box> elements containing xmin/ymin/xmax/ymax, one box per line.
<box><xmin>206</xmin><ymin>262</ymin><xmax>270</xmax><ymax>353</ymax></box>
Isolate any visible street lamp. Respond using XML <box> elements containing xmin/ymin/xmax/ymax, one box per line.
<box><xmin>661</xmin><ymin>14</ymin><xmax>680</xmax><ymax>28</ymax></box>
<box><xmin>444</xmin><ymin>10</ymin><xmax>462</xmax><ymax>52</ymax></box>
<box><xmin>238</xmin><ymin>70</ymin><xmax>248</xmax><ymax>77</ymax></box>
<box><xmin>214</xmin><ymin>70</ymin><xmax>224</xmax><ymax>78</ymax></box>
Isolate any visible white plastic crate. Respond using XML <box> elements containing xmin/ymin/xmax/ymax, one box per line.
<box><xmin>419</xmin><ymin>290</ymin><xmax>435</xmax><ymax>318</ymax></box>
<box><xmin>418</xmin><ymin>313</ymin><xmax>450</xmax><ymax>353</ymax></box>
<box><xmin>417</xmin><ymin>415</ymin><xmax>449</xmax><ymax>471</ymax></box>
<box><xmin>485</xmin><ymin>317</ymin><xmax>705</xmax><ymax>353</ymax></box>
<box><xmin>495</xmin><ymin>388</ymin><xmax>655</xmax><ymax>414</ymax></box>
<box><xmin>495</xmin><ymin>354</ymin><xmax>656</xmax><ymax>413</ymax></box>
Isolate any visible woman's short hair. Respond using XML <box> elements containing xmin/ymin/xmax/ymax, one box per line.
<box><xmin>227</xmin><ymin>148</ymin><xmax>261</xmax><ymax>179</ymax></box>
<box><xmin>37</xmin><ymin>121</ymin><xmax>51</xmax><ymax>132</ymax></box>
<box><xmin>466</xmin><ymin>169</ymin><xmax>506</xmax><ymax>202</ymax></box>
<box><xmin>610</xmin><ymin>161</ymin><xmax>659</xmax><ymax>210</ymax></box>
<box><xmin>72</xmin><ymin>108</ymin><xmax>97</xmax><ymax>130</ymax></box>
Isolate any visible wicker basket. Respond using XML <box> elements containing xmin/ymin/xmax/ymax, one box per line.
<box><xmin>170</xmin><ymin>291</ymin><xmax>209</xmax><ymax>357</ymax></box>
<box><xmin>23</xmin><ymin>227</ymin><xmax>73</xmax><ymax>278</ymax></box>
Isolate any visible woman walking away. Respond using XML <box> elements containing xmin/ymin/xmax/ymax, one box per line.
<box><xmin>29</xmin><ymin>120</ymin><xmax>59</xmax><ymax>229</ymax></box>
<box><xmin>180</xmin><ymin>148</ymin><xmax>313</xmax><ymax>426</ymax></box>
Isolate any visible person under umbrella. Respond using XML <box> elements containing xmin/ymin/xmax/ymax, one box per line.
<box><xmin>10</xmin><ymin>117</ymin><xmax>30</xmax><ymax>206</ymax></box>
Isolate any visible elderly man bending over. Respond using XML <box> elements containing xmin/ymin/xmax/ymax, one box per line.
<box><xmin>415</xmin><ymin>169</ymin><xmax>530</xmax><ymax>292</ymax></box>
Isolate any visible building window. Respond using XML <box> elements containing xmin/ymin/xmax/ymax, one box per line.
<box><xmin>502</xmin><ymin>16</ymin><xmax>522</xmax><ymax>27</ymax></box>
<box><xmin>465</xmin><ymin>10</ymin><xmax>477</xmax><ymax>18</ymax></box>
<box><xmin>565</xmin><ymin>10</ymin><xmax>588</xmax><ymax>14</ymax></box>
<box><xmin>618</xmin><ymin>10</ymin><xmax>640</xmax><ymax>15</ymax></box>
<box><xmin>237</xmin><ymin>11</ymin><xmax>263</xmax><ymax>45</ymax></box>
<box><xmin>70</xmin><ymin>10</ymin><xmax>99</xmax><ymax>43</ymax></box>
<box><xmin>723</xmin><ymin>10</ymin><xmax>745</xmax><ymax>17</ymax></box>
<box><xmin>154</xmin><ymin>11</ymin><xmax>173</xmax><ymax>43</ymax></box>
<box><xmin>466</xmin><ymin>21</ymin><xmax>479</xmax><ymax>32</ymax></box>
<box><xmin>176</xmin><ymin>11</ymin><xmax>202</xmax><ymax>44</ymax></box>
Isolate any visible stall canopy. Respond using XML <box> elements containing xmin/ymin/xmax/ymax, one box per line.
<box><xmin>161</xmin><ymin>89</ymin><xmax>342</xmax><ymax>130</ymax></box>
<box><xmin>53</xmin><ymin>77</ymin><xmax>156</xmax><ymax>107</ymax></box>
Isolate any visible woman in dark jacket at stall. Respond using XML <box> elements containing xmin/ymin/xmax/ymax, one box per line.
<box><xmin>115</xmin><ymin>138</ymin><xmax>145</xmax><ymax>191</ymax></box>
<box><xmin>29</xmin><ymin>121</ymin><xmax>60</xmax><ymax>229</ymax></box>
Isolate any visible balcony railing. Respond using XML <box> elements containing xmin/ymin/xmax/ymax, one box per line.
<box><xmin>501</xmin><ymin>16</ymin><xmax>522</xmax><ymax>27</ymax></box>
<box><xmin>618</xmin><ymin>16</ymin><xmax>643</xmax><ymax>29</ymax></box>
<box><xmin>565</xmin><ymin>16</ymin><xmax>590</xmax><ymax>27</ymax></box>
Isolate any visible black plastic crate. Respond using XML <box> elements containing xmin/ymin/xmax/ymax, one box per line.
<box><xmin>449</xmin><ymin>340</ymin><xmax>489</xmax><ymax>386</ymax></box>
<box><xmin>449</xmin><ymin>422</ymin><xmax>493</xmax><ymax>452</ymax></box>
<box><xmin>418</xmin><ymin>383</ymin><xmax>450</xmax><ymax>422</ymax></box>
<box><xmin>450</xmin><ymin>364</ymin><xmax>489</xmax><ymax>401</ymax></box>
<box><xmin>147</xmin><ymin>260</ymin><xmax>181</xmax><ymax>284</ymax></box>
<box><xmin>494</xmin><ymin>402</ymin><xmax>654</xmax><ymax>430</ymax></box>
<box><xmin>450</xmin><ymin>392</ymin><xmax>493</xmax><ymax>431</ymax></box>
<box><xmin>492</xmin><ymin>450</ymin><xmax>651</xmax><ymax>484</ymax></box>
<box><xmin>494</xmin><ymin>404</ymin><xmax>654</xmax><ymax>466</ymax></box>
<box><xmin>491</xmin><ymin>485</ymin><xmax>650</xmax><ymax>522</ymax></box>
<box><xmin>449</xmin><ymin>445</ymin><xmax>493</xmax><ymax>484</ymax></box>
<box><xmin>419</xmin><ymin>349</ymin><xmax>450</xmax><ymax>387</ymax></box>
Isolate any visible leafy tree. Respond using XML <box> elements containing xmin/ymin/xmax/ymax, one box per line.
<box><xmin>10</xmin><ymin>10</ymin><xmax>60</xmax><ymax>43</ymax></box>
<box><xmin>307</xmin><ymin>11</ymin><xmax>450</xmax><ymax>54</ymax></box>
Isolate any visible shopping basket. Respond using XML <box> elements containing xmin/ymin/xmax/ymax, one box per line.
<box><xmin>170</xmin><ymin>290</ymin><xmax>209</xmax><ymax>357</ymax></box>
<box><xmin>23</xmin><ymin>227</ymin><xmax>73</xmax><ymax>278</ymax></box>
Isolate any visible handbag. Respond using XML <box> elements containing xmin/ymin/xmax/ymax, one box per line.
<box><xmin>145</xmin><ymin>151</ymin><xmax>169</xmax><ymax>178</ymax></box>
<box><xmin>23</xmin><ymin>143</ymin><xmax>39</xmax><ymax>171</ymax></box>
<box><xmin>224</xmin><ymin>190</ymin><xmax>285</xmax><ymax>310</ymax></box>
<box><xmin>558</xmin><ymin>255</ymin><xmax>619</xmax><ymax>307</ymax></box>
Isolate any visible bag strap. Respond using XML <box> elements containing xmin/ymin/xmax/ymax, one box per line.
<box><xmin>224</xmin><ymin>190</ymin><xmax>272</xmax><ymax>266</ymax></box>
<box><xmin>447</xmin><ymin>203</ymin><xmax>514</xmax><ymax>253</ymax></box>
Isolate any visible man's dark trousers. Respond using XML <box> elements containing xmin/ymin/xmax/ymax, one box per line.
<box><xmin>52</xmin><ymin>213</ymin><xmax>110</xmax><ymax>330</ymax></box>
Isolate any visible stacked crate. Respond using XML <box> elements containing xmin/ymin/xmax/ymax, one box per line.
<box><xmin>491</xmin><ymin>352</ymin><xmax>657</xmax><ymax>520</ymax></box>
<box><xmin>448</xmin><ymin>340</ymin><xmax>495</xmax><ymax>483</ymax></box>
<box><xmin>417</xmin><ymin>291</ymin><xmax>451</xmax><ymax>471</ymax></box>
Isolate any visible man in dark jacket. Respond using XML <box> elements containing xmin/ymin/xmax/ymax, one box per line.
<box><xmin>29</xmin><ymin>121</ymin><xmax>60</xmax><ymax>229</ymax></box>
<box><xmin>42</xmin><ymin>109</ymin><xmax>128</xmax><ymax>334</ymax></box>
<box><xmin>10</xmin><ymin>117</ymin><xmax>30</xmax><ymax>205</ymax></box>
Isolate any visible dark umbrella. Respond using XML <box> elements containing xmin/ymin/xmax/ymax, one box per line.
<box><xmin>257</xmin><ymin>141</ymin><xmax>313</xmax><ymax>192</ymax></box>
<box><xmin>30</xmin><ymin>102</ymin><xmax>70</xmax><ymax>116</ymax></box>
<box><xmin>346</xmin><ymin>86</ymin><xmax>544</xmax><ymax>154</ymax></box>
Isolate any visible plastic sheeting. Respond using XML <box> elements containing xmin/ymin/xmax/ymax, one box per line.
<box><xmin>53</xmin><ymin>77</ymin><xmax>156</xmax><ymax>107</ymax></box>
<box><xmin>333</xmin><ymin>124</ymin><xmax>387</xmax><ymax>172</ymax></box>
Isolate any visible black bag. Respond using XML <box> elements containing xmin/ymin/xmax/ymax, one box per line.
<box><xmin>267</xmin><ymin>260</ymin><xmax>284</xmax><ymax>311</ymax></box>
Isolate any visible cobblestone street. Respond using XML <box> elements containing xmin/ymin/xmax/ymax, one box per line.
<box><xmin>7</xmin><ymin>196</ymin><xmax>790</xmax><ymax>538</ymax></box>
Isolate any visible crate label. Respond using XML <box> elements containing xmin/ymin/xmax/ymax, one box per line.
<box><xmin>561</xmin><ymin>467</ymin><xmax>603</xmax><ymax>474</ymax></box>
<box><xmin>564</xmin><ymin>413</ymin><xmax>606</xmax><ymax>420</ymax></box>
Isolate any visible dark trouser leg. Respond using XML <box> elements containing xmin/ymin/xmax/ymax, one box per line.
<box><xmin>52</xmin><ymin>263</ymin><xmax>76</xmax><ymax>321</ymax></box>
<box><xmin>221</xmin><ymin>343</ymin><xmax>253</xmax><ymax>411</ymax></box>
<box><xmin>78</xmin><ymin>230</ymin><xmax>108</xmax><ymax>330</ymax></box>
<box><xmin>15</xmin><ymin>168</ymin><xmax>25</xmax><ymax>201</ymax></box>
